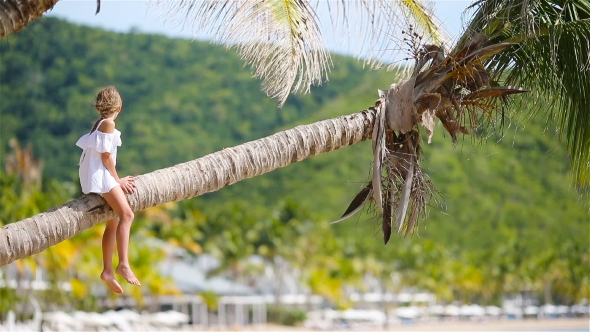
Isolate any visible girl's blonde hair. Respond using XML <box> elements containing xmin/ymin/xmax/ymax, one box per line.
<box><xmin>90</xmin><ymin>86</ymin><xmax>122</xmax><ymax>133</ymax></box>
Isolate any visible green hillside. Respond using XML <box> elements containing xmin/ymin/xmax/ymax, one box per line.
<box><xmin>1</xmin><ymin>17</ymin><xmax>587</xmax><ymax>306</ymax></box>
<box><xmin>0</xmin><ymin>17</ymin><xmax>374</xmax><ymax>183</ymax></box>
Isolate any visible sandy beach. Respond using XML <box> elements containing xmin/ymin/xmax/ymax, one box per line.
<box><xmin>387</xmin><ymin>318</ymin><xmax>589</xmax><ymax>331</ymax></box>
<box><xmin>222</xmin><ymin>318</ymin><xmax>589</xmax><ymax>331</ymax></box>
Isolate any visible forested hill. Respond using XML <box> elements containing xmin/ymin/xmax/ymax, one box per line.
<box><xmin>1</xmin><ymin>17</ymin><xmax>587</xmax><ymax>260</ymax></box>
<box><xmin>0</xmin><ymin>17</ymin><xmax>376</xmax><ymax>184</ymax></box>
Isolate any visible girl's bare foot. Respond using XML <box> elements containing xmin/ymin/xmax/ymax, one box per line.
<box><xmin>116</xmin><ymin>265</ymin><xmax>141</xmax><ymax>286</ymax></box>
<box><xmin>100</xmin><ymin>271</ymin><xmax>123</xmax><ymax>294</ymax></box>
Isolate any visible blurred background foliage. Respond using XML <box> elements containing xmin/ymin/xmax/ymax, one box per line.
<box><xmin>0</xmin><ymin>17</ymin><xmax>588</xmax><ymax>314</ymax></box>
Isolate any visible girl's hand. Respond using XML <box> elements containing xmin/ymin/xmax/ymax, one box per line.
<box><xmin>119</xmin><ymin>176</ymin><xmax>136</xmax><ymax>194</ymax></box>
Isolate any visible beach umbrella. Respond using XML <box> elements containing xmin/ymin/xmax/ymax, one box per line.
<box><xmin>102</xmin><ymin>310</ymin><xmax>135</xmax><ymax>332</ymax></box>
<box><xmin>428</xmin><ymin>304</ymin><xmax>445</xmax><ymax>316</ymax></box>
<box><xmin>571</xmin><ymin>304</ymin><xmax>589</xmax><ymax>316</ymax></box>
<box><xmin>117</xmin><ymin>309</ymin><xmax>142</xmax><ymax>323</ymax></box>
<box><xmin>444</xmin><ymin>305</ymin><xmax>460</xmax><ymax>316</ymax></box>
<box><xmin>503</xmin><ymin>306</ymin><xmax>523</xmax><ymax>318</ymax></box>
<box><xmin>524</xmin><ymin>305</ymin><xmax>538</xmax><ymax>316</ymax></box>
<box><xmin>469</xmin><ymin>304</ymin><xmax>485</xmax><ymax>316</ymax></box>
<box><xmin>541</xmin><ymin>304</ymin><xmax>557</xmax><ymax>315</ymax></box>
<box><xmin>148</xmin><ymin>310</ymin><xmax>189</xmax><ymax>327</ymax></box>
<box><xmin>556</xmin><ymin>305</ymin><xmax>569</xmax><ymax>316</ymax></box>
<box><xmin>485</xmin><ymin>306</ymin><xmax>502</xmax><ymax>316</ymax></box>
<box><xmin>77</xmin><ymin>311</ymin><xmax>113</xmax><ymax>327</ymax></box>
<box><xmin>341</xmin><ymin>309</ymin><xmax>386</xmax><ymax>323</ymax></box>
<box><xmin>459</xmin><ymin>305</ymin><xmax>472</xmax><ymax>316</ymax></box>
<box><xmin>396</xmin><ymin>306</ymin><xmax>419</xmax><ymax>320</ymax></box>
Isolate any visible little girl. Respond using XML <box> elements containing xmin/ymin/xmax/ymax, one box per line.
<box><xmin>76</xmin><ymin>86</ymin><xmax>140</xmax><ymax>294</ymax></box>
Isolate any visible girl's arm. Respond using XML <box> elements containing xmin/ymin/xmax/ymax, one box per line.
<box><xmin>101</xmin><ymin>152</ymin><xmax>120</xmax><ymax>182</ymax></box>
<box><xmin>99</xmin><ymin>119</ymin><xmax>135</xmax><ymax>194</ymax></box>
<box><xmin>101</xmin><ymin>151</ymin><xmax>134</xmax><ymax>194</ymax></box>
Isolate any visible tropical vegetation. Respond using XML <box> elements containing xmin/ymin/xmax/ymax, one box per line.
<box><xmin>1</xmin><ymin>0</ymin><xmax>588</xmax><ymax>266</ymax></box>
<box><xmin>0</xmin><ymin>17</ymin><xmax>587</xmax><ymax>319</ymax></box>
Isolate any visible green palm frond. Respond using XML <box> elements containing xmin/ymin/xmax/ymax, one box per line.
<box><xmin>394</xmin><ymin>0</ymin><xmax>449</xmax><ymax>45</ymax></box>
<box><xmin>157</xmin><ymin>0</ymin><xmax>330</xmax><ymax>106</ymax></box>
<box><xmin>459</xmin><ymin>0</ymin><xmax>590</xmax><ymax>187</ymax></box>
<box><xmin>157</xmin><ymin>0</ymin><xmax>447</xmax><ymax>105</ymax></box>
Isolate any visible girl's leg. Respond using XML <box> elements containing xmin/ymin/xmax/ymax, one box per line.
<box><xmin>100</xmin><ymin>218</ymin><xmax>123</xmax><ymax>294</ymax></box>
<box><xmin>102</xmin><ymin>185</ymin><xmax>141</xmax><ymax>286</ymax></box>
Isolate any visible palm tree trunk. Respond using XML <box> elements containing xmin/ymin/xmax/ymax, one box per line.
<box><xmin>0</xmin><ymin>0</ymin><xmax>60</xmax><ymax>38</ymax></box>
<box><xmin>0</xmin><ymin>109</ymin><xmax>377</xmax><ymax>266</ymax></box>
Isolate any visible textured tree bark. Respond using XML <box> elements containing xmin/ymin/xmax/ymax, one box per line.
<box><xmin>0</xmin><ymin>110</ymin><xmax>377</xmax><ymax>266</ymax></box>
<box><xmin>0</xmin><ymin>0</ymin><xmax>60</xmax><ymax>38</ymax></box>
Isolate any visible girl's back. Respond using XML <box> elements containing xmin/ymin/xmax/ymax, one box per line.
<box><xmin>76</xmin><ymin>116</ymin><xmax>122</xmax><ymax>194</ymax></box>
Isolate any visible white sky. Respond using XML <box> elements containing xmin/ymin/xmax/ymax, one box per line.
<box><xmin>47</xmin><ymin>0</ymin><xmax>474</xmax><ymax>58</ymax></box>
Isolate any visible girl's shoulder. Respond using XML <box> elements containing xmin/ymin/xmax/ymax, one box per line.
<box><xmin>97</xmin><ymin>119</ymin><xmax>116</xmax><ymax>134</ymax></box>
<box><xmin>77</xmin><ymin>125</ymin><xmax>122</xmax><ymax>151</ymax></box>
<box><xmin>76</xmin><ymin>118</ymin><xmax>121</xmax><ymax>150</ymax></box>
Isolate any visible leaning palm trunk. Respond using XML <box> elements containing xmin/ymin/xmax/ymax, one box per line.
<box><xmin>0</xmin><ymin>0</ymin><xmax>60</xmax><ymax>38</ymax></box>
<box><xmin>0</xmin><ymin>110</ymin><xmax>377</xmax><ymax>266</ymax></box>
<box><xmin>1</xmin><ymin>29</ymin><xmax>535</xmax><ymax>266</ymax></box>
<box><xmin>0</xmin><ymin>32</ymin><xmax>530</xmax><ymax>266</ymax></box>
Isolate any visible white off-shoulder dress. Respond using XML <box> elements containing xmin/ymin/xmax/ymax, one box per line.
<box><xmin>76</xmin><ymin>119</ymin><xmax>122</xmax><ymax>194</ymax></box>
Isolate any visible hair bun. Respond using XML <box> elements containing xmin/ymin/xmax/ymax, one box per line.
<box><xmin>95</xmin><ymin>86</ymin><xmax>122</xmax><ymax>116</ymax></box>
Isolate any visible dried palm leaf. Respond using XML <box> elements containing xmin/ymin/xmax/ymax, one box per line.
<box><xmin>371</xmin><ymin>97</ymin><xmax>387</xmax><ymax>211</ymax></box>
<box><xmin>331</xmin><ymin>182</ymin><xmax>372</xmax><ymax>225</ymax></box>
<box><xmin>382</xmin><ymin>177</ymin><xmax>393</xmax><ymax>244</ymax></box>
